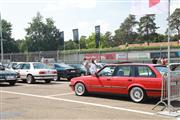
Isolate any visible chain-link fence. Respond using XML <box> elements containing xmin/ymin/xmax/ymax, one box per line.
<box><xmin>3</xmin><ymin>50</ymin><xmax>180</xmax><ymax>64</ymax></box>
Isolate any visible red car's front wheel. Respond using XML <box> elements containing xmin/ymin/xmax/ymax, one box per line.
<box><xmin>74</xmin><ymin>82</ymin><xmax>87</xmax><ymax>96</ymax></box>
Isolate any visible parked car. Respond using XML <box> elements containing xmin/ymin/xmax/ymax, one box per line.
<box><xmin>49</xmin><ymin>63</ymin><xmax>80</xmax><ymax>81</ymax></box>
<box><xmin>6</xmin><ymin>62</ymin><xmax>23</xmax><ymax>70</ymax></box>
<box><xmin>95</xmin><ymin>63</ymin><xmax>106</xmax><ymax>71</ymax></box>
<box><xmin>70</xmin><ymin>64</ymin><xmax>87</xmax><ymax>76</ymax></box>
<box><xmin>0</xmin><ymin>64</ymin><xmax>18</xmax><ymax>85</ymax></box>
<box><xmin>70</xmin><ymin>63</ymin><xmax>168</xmax><ymax>103</ymax></box>
<box><xmin>15</xmin><ymin>62</ymin><xmax>57</xmax><ymax>84</ymax></box>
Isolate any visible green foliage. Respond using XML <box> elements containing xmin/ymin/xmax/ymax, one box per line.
<box><xmin>62</xmin><ymin>44</ymin><xmax>180</xmax><ymax>54</ymax></box>
<box><xmin>79</xmin><ymin>36</ymin><xmax>87</xmax><ymax>49</ymax></box>
<box><xmin>169</xmin><ymin>8</ymin><xmax>180</xmax><ymax>36</ymax></box>
<box><xmin>114</xmin><ymin>14</ymin><xmax>138</xmax><ymax>45</ymax></box>
<box><xmin>24</xmin><ymin>12</ymin><xmax>62</xmax><ymax>52</ymax></box>
<box><xmin>65</xmin><ymin>40</ymin><xmax>78</xmax><ymax>50</ymax></box>
<box><xmin>138</xmin><ymin>14</ymin><xmax>159</xmax><ymax>45</ymax></box>
<box><xmin>1</xmin><ymin>19</ymin><xmax>19</xmax><ymax>53</ymax></box>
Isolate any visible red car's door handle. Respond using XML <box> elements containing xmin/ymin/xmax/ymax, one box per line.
<box><xmin>128</xmin><ymin>79</ymin><xmax>132</xmax><ymax>82</ymax></box>
<box><xmin>107</xmin><ymin>79</ymin><xmax>111</xmax><ymax>81</ymax></box>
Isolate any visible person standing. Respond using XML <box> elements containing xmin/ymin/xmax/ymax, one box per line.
<box><xmin>83</xmin><ymin>58</ymin><xmax>90</xmax><ymax>75</ymax></box>
<box><xmin>161</xmin><ymin>57</ymin><xmax>168</xmax><ymax>65</ymax></box>
<box><xmin>89</xmin><ymin>60</ymin><xmax>97</xmax><ymax>75</ymax></box>
<box><xmin>152</xmin><ymin>57</ymin><xmax>158</xmax><ymax>64</ymax></box>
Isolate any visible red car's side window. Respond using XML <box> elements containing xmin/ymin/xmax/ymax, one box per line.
<box><xmin>113</xmin><ymin>66</ymin><xmax>131</xmax><ymax>77</ymax></box>
<box><xmin>136</xmin><ymin>66</ymin><xmax>156</xmax><ymax>78</ymax></box>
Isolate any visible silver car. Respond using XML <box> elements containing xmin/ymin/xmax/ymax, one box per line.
<box><xmin>15</xmin><ymin>62</ymin><xmax>57</xmax><ymax>84</ymax></box>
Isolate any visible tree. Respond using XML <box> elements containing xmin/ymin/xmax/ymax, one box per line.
<box><xmin>103</xmin><ymin>31</ymin><xmax>113</xmax><ymax>48</ymax></box>
<box><xmin>169</xmin><ymin>8</ymin><xmax>180</xmax><ymax>37</ymax></box>
<box><xmin>79</xmin><ymin>36</ymin><xmax>87</xmax><ymax>49</ymax></box>
<box><xmin>25</xmin><ymin>12</ymin><xmax>62</xmax><ymax>52</ymax></box>
<box><xmin>64</xmin><ymin>40</ymin><xmax>78</xmax><ymax>50</ymax></box>
<box><xmin>138</xmin><ymin>14</ymin><xmax>159</xmax><ymax>45</ymax></box>
<box><xmin>114</xmin><ymin>14</ymin><xmax>138</xmax><ymax>46</ymax></box>
<box><xmin>1</xmin><ymin>19</ymin><xmax>19</xmax><ymax>53</ymax></box>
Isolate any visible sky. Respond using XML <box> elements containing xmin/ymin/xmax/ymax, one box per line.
<box><xmin>0</xmin><ymin>0</ymin><xmax>179</xmax><ymax>41</ymax></box>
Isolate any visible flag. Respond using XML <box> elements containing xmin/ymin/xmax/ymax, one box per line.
<box><xmin>72</xmin><ymin>29</ymin><xmax>79</xmax><ymax>43</ymax></box>
<box><xmin>95</xmin><ymin>25</ymin><xmax>100</xmax><ymax>48</ymax></box>
<box><xmin>60</xmin><ymin>31</ymin><xmax>64</xmax><ymax>49</ymax></box>
<box><xmin>130</xmin><ymin>0</ymin><xmax>167</xmax><ymax>16</ymax></box>
<box><xmin>149</xmin><ymin>0</ymin><xmax>160</xmax><ymax>7</ymax></box>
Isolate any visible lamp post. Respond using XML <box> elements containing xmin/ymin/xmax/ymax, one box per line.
<box><xmin>0</xmin><ymin>12</ymin><xmax>4</xmax><ymax>64</ymax></box>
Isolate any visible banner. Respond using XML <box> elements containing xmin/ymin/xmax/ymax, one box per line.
<box><xmin>72</xmin><ymin>29</ymin><xmax>79</xmax><ymax>43</ymax></box>
<box><xmin>95</xmin><ymin>25</ymin><xmax>100</xmax><ymax>48</ymax></box>
<box><xmin>85</xmin><ymin>53</ymin><xmax>116</xmax><ymax>60</ymax></box>
<box><xmin>60</xmin><ymin>31</ymin><xmax>64</xmax><ymax>49</ymax></box>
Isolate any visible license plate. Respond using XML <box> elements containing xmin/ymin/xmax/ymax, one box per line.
<box><xmin>6</xmin><ymin>76</ymin><xmax>15</xmax><ymax>80</ymax></box>
<box><xmin>71</xmin><ymin>70</ymin><xmax>75</xmax><ymax>73</ymax></box>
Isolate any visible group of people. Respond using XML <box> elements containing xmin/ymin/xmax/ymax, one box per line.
<box><xmin>83</xmin><ymin>58</ymin><xmax>97</xmax><ymax>75</ymax></box>
<box><xmin>152</xmin><ymin>57</ymin><xmax>168</xmax><ymax>65</ymax></box>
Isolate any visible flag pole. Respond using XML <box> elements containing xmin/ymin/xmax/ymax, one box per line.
<box><xmin>167</xmin><ymin>0</ymin><xmax>171</xmax><ymax>110</ymax></box>
<box><xmin>0</xmin><ymin>12</ymin><xmax>4</xmax><ymax>64</ymax></box>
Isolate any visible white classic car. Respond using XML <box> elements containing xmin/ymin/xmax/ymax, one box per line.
<box><xmin>15</xmin><ymin>62</ymin><xmax>57</xmax><ymax>84</ymax></box>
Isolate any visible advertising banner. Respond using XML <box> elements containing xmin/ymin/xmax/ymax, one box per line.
<box><xmin>116</xmin><ymin>53</ymin><xmax>127</xmax><ymax>60</ymax></box>
<box><xmin>72</xmin><ymin>29</ymin><xmax>79</xmax><ymax>43</ymax></box>
<box><xmin>60</xmin><ymin>31</ymin><xmax>64</xmax><ymax>47</ymax></box>
<box><xmin>95</xmin><ymin>25</ymin><xmax>100</xmax><ymax>48</ymax></box>
<box><xmin>85</xmin><ymin>53</ymin><xmax>116</xmax><ymax>60</ymax></box>
<box><xmin>128</xmin><ymin>52</ymin><xmax>150</xmax><ymax>59</ymax></box>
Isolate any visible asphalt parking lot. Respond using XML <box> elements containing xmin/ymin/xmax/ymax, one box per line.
<box><xmin>0</xmin><ymin>81</ymin><xmax>180</xmax><ymax>120</ymax></box>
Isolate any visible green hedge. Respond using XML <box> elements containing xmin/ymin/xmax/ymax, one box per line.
<box><xmin>61</xmin><ymin>44</ymin><xmax>180</xmax><ymax>54</ymax></box>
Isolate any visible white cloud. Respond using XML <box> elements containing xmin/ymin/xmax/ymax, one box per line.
<box><xmin>130</xmin><ymin>0</ymin><xmax>168</xmax><ymax>16</ymax></box>
<box><xmin>171</xmin><ymin>0</ymin><xmax>180</xmax><ymax>13</ymax></box>
<box><xmin>43</xmin><ymin>0</ymin><xmax>96</xmax><ymax>12</ymax></box>
<box><xmin>95</xmin><ymin>20</ymin><xmax>110</xmax><ymax>33</ymax></box>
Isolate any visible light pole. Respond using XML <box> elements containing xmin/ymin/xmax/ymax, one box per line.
<box><xmin>0</xmin><ymin>12</ymin><xmax>4</xmax><ymax>64</ymax></box>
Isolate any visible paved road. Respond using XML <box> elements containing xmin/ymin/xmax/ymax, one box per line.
<box><xmin>0</xmin><ymin>81</ymin><xmax>179</xmax><ymax>120</ymax></box>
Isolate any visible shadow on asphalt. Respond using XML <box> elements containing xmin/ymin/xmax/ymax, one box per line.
<box><xmin>85</xmin><ymin>93</ymin><xmax>160</xmax><ymax>105</ymax></box>
<box><xmin>85</xmin><ymin>93</ymin><xmax>180</xmax><ymax>109</ymax></box>
<box><xmin>0</xmin><ymin>83</ymin><xmax>23</xmax><ymax>87</ymax></box>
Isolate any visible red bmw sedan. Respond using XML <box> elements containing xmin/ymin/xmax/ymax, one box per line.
<box><xmin>70</xmin><ymin>63</ymin><xmax>167</xmax><ymax>103</ymax></box>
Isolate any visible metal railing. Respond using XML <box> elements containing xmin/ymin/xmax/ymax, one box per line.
<box><xmin>153</xmin><ymin>63</ymin><xmax>180</xmax><ymax>115</ymax></box>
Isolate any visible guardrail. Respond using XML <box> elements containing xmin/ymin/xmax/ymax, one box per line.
<box><xmin>153</xmin><ymin>63</ymin><xmax>180</xmax><ymax>116</ymax></box>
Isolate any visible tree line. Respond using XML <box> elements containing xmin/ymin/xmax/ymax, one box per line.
<box><xmin>1</xmin><ymin>8</ymin><xmax>180</xmax><ymax>53</ymax></box>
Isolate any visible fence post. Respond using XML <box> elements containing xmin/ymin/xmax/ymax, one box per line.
<box><xmin>57</xmin><ymin>50</ymin><xmax>59</xmax><ymax>62</ymax></box>
<box><xmin>38</xmin><ymin>51</ymin><xmax>42</xmax><ymax>62</ymax></box>
<box><xmin>26</xmin><ymin>52</ymin><xmax>29</xmax><ymax>62</ymax></box>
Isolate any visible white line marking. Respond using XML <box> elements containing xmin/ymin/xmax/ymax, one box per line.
<box><xmin>46</xmin><ymin>92</ymin><xmax>74</xmax><ymax>97</ymax></box>
<box><xmin>1</xmin><ymin>90</ymin><xmax>154</xmax><ymax>116</ymax></box>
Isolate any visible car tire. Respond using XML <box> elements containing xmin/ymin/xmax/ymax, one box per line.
<box><xmin>45</xmin><ymin>79</ymin><xmax>51</xmax><ymax>83</ymax></box>
<box><xmin>9</xmin><ymin>81</ymin><xmax>16</xmax><ymax>86</ymax></box>
<box><xmin>74</xmin><ymin>82</ymin><xmax>87</xmax><ymax>96</ymax></box>
<box><xmin>129</xmin><ymin>87</ymin><xmax>146</xmax><ymax>103</ymax></box>
<box><xmin>26</xmin><ymin>75</ymin><xmax>35</xmax><ymax>84</ymax></box>
<box><xmin>53</xmin><ymin>76</ymin><xmax>59</xmax><ymax>81</ymax></box>
<box><xmin>67</xmin><ymin>77</ymin><xmax>72</xmax><ymax>81</ymax></box>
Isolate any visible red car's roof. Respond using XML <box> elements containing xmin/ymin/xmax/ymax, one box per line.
<box><xmin>105</xmin><ymin>63</ymin><xmax>164</xmax><ymax>67</ymax></box>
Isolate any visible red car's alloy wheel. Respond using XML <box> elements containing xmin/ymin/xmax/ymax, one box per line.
<box><xmin>75</xmin><ymin>83</ymin><xmax>87</xmax><ymax>96</ymax></box>
<box><xmin>129</xmin><ymin>87</ymin><xmax>146</xmax><ymax>103</ymax></box>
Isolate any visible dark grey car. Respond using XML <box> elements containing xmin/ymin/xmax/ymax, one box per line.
<box><xmin>0</xmin><ymin>65</ymin><xmax>18</xmax><ymax>85</ymax></box>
